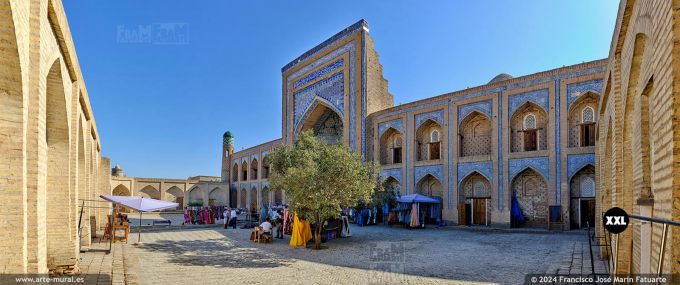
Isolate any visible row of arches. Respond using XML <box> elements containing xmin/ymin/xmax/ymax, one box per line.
<box><xmin>381</xmin><ymin>164</ymin><xmax>595</xmax><ymax>228</ymax></box>
<box><xmin>231</xmin><ymin>156</ymin><xmax>271</xmax><ymax>182</ymax></box>
<box><xmin>111</xmin><ymin>184</ymin><xmax>232</xmax><ymax>209</ymax></box>
<box><xmin>233</xmin><ymin>187</ymin><xmax>284</xmax><ymax>210</ymax></box>
<box><xmin>378</xmin><ymin>97</ymin><xmax>598</xmax><ymax>166</ymax></box>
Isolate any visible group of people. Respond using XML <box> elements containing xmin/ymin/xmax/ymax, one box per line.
<box><xmin>222</xmin><ymin>207</ymin><xmax>284</xmax><ymax>240</ymax></box>
<box><xmin>222</xmin><ymin>207</ymin><xmax>239</xmax><ymax>229</ymax></box>
<box><xmin>258</xmin><ymin>210</ymin><xmax>284</xmax><ymax>239</ymax></box>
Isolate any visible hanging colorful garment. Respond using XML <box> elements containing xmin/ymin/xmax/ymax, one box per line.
<box><xmin>410</xmin><ymin>203</ymin><xmax>420</xmax><ymax>227</ymax></box>
<box><xmin>289</xmin><ymin>213</ymin><xmax>312</xmax><ymax>247</ymax></box>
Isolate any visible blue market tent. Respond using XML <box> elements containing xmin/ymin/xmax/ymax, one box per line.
<box><xmin>396</xmin><ymin>194</ymin><xmax>441</xmax><ymax>204</ymax></box>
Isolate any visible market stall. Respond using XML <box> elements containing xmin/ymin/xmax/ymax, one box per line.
<box><xmin>393</xmin><ymin>194</ymin><xmax>442</xmax><ymax>228</ymax></box>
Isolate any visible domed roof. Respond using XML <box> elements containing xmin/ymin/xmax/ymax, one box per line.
<box><xmin>114</xmin><ymin>164</ymin><xmax>122</xmax><ymax>169</ymax></box>
<box><xmin>488</xmin><ymin>73</ymin><xmax>513</xmax><ymax>84</ymax></box>
<box><xmin>223</xmin><ymin>131</ymin><xmax>234</xmax><ymax>145</ymax></box>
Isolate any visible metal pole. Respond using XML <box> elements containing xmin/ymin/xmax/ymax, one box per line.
<box><xmin>108</xmin><ymin>206</ymin><xmax>113</xmax><ymax>254</ymax></box>
<box><xmin>657</xmin><ymin>223</ymin><xmax>668</xmax><ymax>276</ymax></box>
<box><xmin>587</xmin><ymin>222</ymin><xmax>596</xmax><ymax>282</ymax></box>
<box><xmin>138</xmin><ymin>211</ymin><xmax>143</xmax><ymax>243</ymax></box>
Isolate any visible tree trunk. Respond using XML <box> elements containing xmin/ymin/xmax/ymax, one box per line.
<box><xmin>313</xmin><ymin>213</ymin><xmax>323</xmax><ymax>249</ymax></box>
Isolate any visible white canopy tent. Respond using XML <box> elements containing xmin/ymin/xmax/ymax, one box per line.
<box><xmin>100</xmin><ymin>195</ymin><xmax>178</xmax><ymax>243</ymax></box>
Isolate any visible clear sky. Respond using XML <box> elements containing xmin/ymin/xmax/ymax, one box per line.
<box><xmin>63</xmin><ymin>1</ymin><xmax>619</xmax><ymax>178</ymax></box>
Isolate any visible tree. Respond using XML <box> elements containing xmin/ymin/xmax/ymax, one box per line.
<box><xmin>268</xmin><ymin>130</ymin><xmax>378</xmax><ymax>249</ymax></box>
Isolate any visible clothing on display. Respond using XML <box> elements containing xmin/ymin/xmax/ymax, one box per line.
<box><xmin>183</xmin><ymin>206</ymin><xmax>226</xmax><ymax>225</ymax></box>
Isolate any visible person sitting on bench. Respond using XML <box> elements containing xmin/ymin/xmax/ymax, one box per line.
<box><xmin>260</xmin><ymin>217</ymin><xmax>273</xmax><ymax>237</ymax></box>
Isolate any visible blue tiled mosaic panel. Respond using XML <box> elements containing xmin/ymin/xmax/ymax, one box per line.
<box><xmin>457</xmin><ymin>161</ymin><xmax>493</xmax><ymax>183</ymax></box>
<box><xmin>508</xmin><ymin>88</ymin><xmax>549</xmax><ymax>116</ymax></box>
<box><xmin>378</xmin><ymin>119</ymin><xmax>404</xmax><ymax>138</ymax></box>
<box><xmin>508</xmin><ymin>157</ymin><xmax>550</xmax><ymax>182</ymax></box>
<box><xmin>566</xmin><ymin>79</ymin><xmax>603</xmax><ymax>107</ymax></box>
<box><xmin>260</xmin><ymin>181</ymin><xmax>269</xmax><ymax>188</ymax></box>
<box><xmin>293</xmin><ymin>72</ymin><xmax>344</xmax><ymax>128</ymax></box>
<box><xmin>414</xmin><ymin>110</ymin><xmax>444</xmax><ymax>130</ymax></box>
<box><xmin>286</xmin><ymin>41</ymin><xmax>356</xmax><ymax>148</ymax></box>
<box><xmin>567</xmin><ymin>153</ymin><xmax>595</xmax><ymax>180</ymax></box>
<box><xmin>414</xmin><ymin>164</ymin><xmax>444</xmax><ymax>184</ymax></box>
<box><xmin>458</xmin><ymin>100</ymin><xmax>492</xmax><ymax>125</ymax></box>
<box><xmin>379</xmin><ymin>168</ymin><xmax>402</xmax><ymax>183</ymax></box>
<box><xmin>293</xmin><ymin>59</ymin><xmax>344</xmax><ymax>89</ymax></box>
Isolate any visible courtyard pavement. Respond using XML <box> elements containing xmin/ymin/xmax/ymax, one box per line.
<box><xmin>80</xmin><ymin>225</ymin><xmax>607</xmax><ymax>285</ymax></box>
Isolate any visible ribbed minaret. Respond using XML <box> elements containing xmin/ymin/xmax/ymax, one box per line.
<box><xmin>221</xmin><ymin>131</ymin><xmax>234</xmax><ymax>182</ymax></box>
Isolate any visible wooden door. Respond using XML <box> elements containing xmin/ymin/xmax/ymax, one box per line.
<box><xmin>524</xmin><ymin>130</ymin><xmax>537</xmax><ymax>151</ymax></box>
<box><xmin>473</xmin><ymin>199</ymin><xmax>486</xmax><ymax>225</ymax></box>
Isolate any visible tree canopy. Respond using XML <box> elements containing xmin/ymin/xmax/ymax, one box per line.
<box><xmin>268</xmin><ymin>130</ymin><xmax>378</xmax><ymax>248</ymax></box>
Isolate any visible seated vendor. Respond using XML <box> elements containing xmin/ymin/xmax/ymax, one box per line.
<box><xmin>260</xmin><ymin>217</ymin><xmax>273</xmax><ymax>236</ymax></box>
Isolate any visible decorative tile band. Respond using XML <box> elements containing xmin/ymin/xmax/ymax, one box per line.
<box><xmin>457</xmin><ymin>161</ymin><xmax>493</xmax><ymax>184</ymax></box>
<box><xmin>458</xmin><ymin>100</ymin><xmax>492</xmax><ymax>125</ymax></box>
<box><xmin>508</xmin><ymin>88</ymin><xmax>549</xmax><ymax>116</ymax></box>
<box><xmin>293</xmin><ymin>72</ymin><xmax>345</xmax><ymax>128</ymax></box>
<box><xmin>414</xmin><ymin>164</ymin><xmax>444</xmax><ymax>184</ymax></box>
<box><xmin>293</xmin><ymin>58</ymin><xmax>344</xmax><ymax>89</ymax></box>
<box><xmin>414</xmin><ymin>110</ymin><xmax>444</xmax><ymax>130</ymax></box>
<box><xmin>260</xmin><ymin>181</ymin><xmax>269</xmax><ymax>188</ymax></box>
<box><xmin>508</xmin><ymin>156</ymin><xmax>550</xmax><ymax>182</ymax></box>
<box><xmin>566</xmin><ymin>79</ymin><xmax>603</xmax><ymax>107</ymax></box>
<box><xmin>379</xmin><ymin>168</ymin><xmax>402</xmax><ymax>183</ymax></box>
<box><xmin>567</xmin><ymin>153</ymin><xmax>595</xmax><ymax>180</ymax></box>
<box><xmin>378</xmin><ymin>119</ymin><xmax>403</xmax><ymax>138</ymax></box>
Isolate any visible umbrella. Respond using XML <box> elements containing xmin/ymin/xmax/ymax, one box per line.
<box><xmin>100</xmin><ymin>195</ymin><xmax>178</xmax><ymax>243</ymax></box>
<box><xmin>396</xmin><ymin>194</ymin><xmax>441</xmax><ymax>204</ymax></box>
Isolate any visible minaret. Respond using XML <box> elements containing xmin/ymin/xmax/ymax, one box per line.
<box><xmin>221</xmin><ymin>131</ymin><xmax>234</xmax><ymax>182</ymax></box>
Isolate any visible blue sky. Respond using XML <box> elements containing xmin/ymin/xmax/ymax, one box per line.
<box><xmin>63</xmin><ymin>1</ymin><xmax>619</xmax><ymax>178</ymax></box>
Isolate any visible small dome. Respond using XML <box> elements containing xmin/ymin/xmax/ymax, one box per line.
<box><xmin>223</xmin><ymin>131</ymin><xmax>234</xmax><ymax>145</ymax></box>
<box><xmin>114</xmin><ymin>165</ymin><xmax>122</xmax><ymax>169</ymax></box>
<box><xmin>488</xmin><ymin>73</ymin><xmax>513</xmax><ymax>84</ymax></box>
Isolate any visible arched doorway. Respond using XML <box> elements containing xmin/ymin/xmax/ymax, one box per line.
<box><xmin>229</xmin><ymin>187</ymin><xmax>237</xmax><ymax>208</ymax></box>
<box><xmin>415</xmin><ymin>174</ymin><xmax>443</xmax><ymax>224</ymax></box>
<box><xmin>187</xmin><ymin>187</ymin><xmax>203</xmax><ymax>206</ymax></box>
<box><xmin>250</xmin><ymin>187</ymin><xmax>258</xmax><ymax>211</ymax></box>
<box><xmin>239</xmin><ymin>188</ymin><xmax>247</xmax><ymax>208</ymax></box>
<box><xmin>250</xmin><ymin>159</ymin><xmax>259</xmax><ymax>180</ymax></box>
<box><xmin>209</xmin><ymin>187</ymin><xmax>227</xmax><ymax>206</ymax></box>
<box><xmin>298</xmin><ymin>103</ymin><xmax>343</xmax><ymax>144</ymax></box>
<box><xmin>415</xmin><ymin>120</ymin><xmax>442</xmax><ymax>161</ymax></box>
<box><xmin>379</xmin><ymin>128</ymin><xmax>403</xmax><ymax>165</ymax></box>
<box><xmin>511</xmin><ymin>168</ymin><xmax>548</xmax><ymax>228</ymax></box>
<box><xmin>261</xmin><ymin>187</ymin><xmax>270</xmax><ymax>208</ymax></box>
<box><xmin>569</xmin><ymin>165</ymin><xmax>595</xmax><ymax>229</ymax></box>
<box><xmin>459</xmin><ymin>112</ymin><xmax>492</xmax><ymax>157</ymax></box>
<box><xmin>45</xmin><ymin>59</ymin><xmax>72</xmax><ymax>267</ymax></box>
<box><xmin>510</xmin><ymin>102</ymin><xmax>548</xmax><ymax>152</ymax></box>
<box><xmin>459</xmin><ymin>172</ymin><xmax>491</xmax><ymax>226</ymax></box>
<box><xmin>166</xmin><ymin>186</ymin><xmax>184</xmax><ymax>209</ymax></box>
<box><xmin>139</xmin><ymin>185</ymin><xmax>160</xmax><ymax>199</ymax></box>
<box><xmin>231</xmin><ymin>163</ymin><xmax>239</xmax><ymax>182</ymax></box>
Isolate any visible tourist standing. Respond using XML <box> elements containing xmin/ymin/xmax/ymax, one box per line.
<box><xmin>230</xmin><ymin>208</ymin><xmax>238</xmax><ymax>229</ymax></box>
<box><xmin>224</xmin><ymin>207</ymin><xmax>230</xmax><ymax>229</ymax></box>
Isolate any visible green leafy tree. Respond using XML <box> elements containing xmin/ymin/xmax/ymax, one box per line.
<box><xmin>268</xmin><ymin>130</ymin><xmax>378</xmax><ymax>249</ymax></box>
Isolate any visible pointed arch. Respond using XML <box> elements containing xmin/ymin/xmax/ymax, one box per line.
<box><xmin>379</xmin><ymin>127</ymin><xmax>403</xmax><ymax>165</ymax></box>
<box><xmin>250</xmin><ymin>186</ymin><xmax>258</xmax><ymax>211</ymax></box>
<box><xmin>241</xmin><ymin>161</ymin><xmax>248</xmax><ymax>181</ymax></box>
<box><xmin>112</xmin><ymin>184</ymin><xmax>131</xmax><ymax>196</ymax></box>
<box><xmin>569</xmin><ymin>164</ymin><xmax>596</xmax><ymax>229</ymax></box>
<box><xmin>209</xmin><ymin>187</ymin><xmax>227</xmax><ymax>206</ymax></box>
<box><xmin>0</xmin><ymin>1</ymin><xmax>26</xmax><ymax>272</ymax></box>
<box><xmin>415</xmin><ymin>174</ymin><xmax>443</xmax><ymax>198</ymax></box>
<box><xmin>568</xmin><ymin>91</ymin><xmax>599</xmax><ymax>147</ymax></box>
<box><xmin>239</xmin><ymin>188</ymin><xmax>247</xmax><ymax>208</ymax></box>
<box><xmin>510</xmin><ymin>167</ymin><xmax>548</xmax><ymax>228</ymax></box>
<box><xmin>250</xmin><ymin>158</ymin><xmax>259</xmax><ymax>180</ymax></box>
<box><xmin>510</xmin><ymin>101</ymin><xmax>548</xmax><ymax>152</ymax></box>
<box><xmin>139</xmin><ymin>185</ymin><xmax>160</xmax><ymax>199</ymax></box>
<box><xmin>459</xmin><ymin>110</ymin><xmax>492</xmax><ymax>157</ymax></box>
<box><xmin>231</xmin><ymin>162</ymin><xmax>239</xmax><ymax>182</ymax></box>
<box><xmin>187</xmin><ymin>187</ymin><xmax>203</xmax><ymax>205</ymax></box>
<box><xmin>415</xmin><ymin>119</ymin><xmax>442</xmax><ymax>161</ymax></box>
<box><xmin>45</xmin><ymin>58</ymin><xmax>73</xmax><ymax>268</ymax></box>
<box><xmin>261</xmin><ymin>186</ymin><xmax>270</xmax><ymax>207</ymax></box>
<box><xmin>166</xmin><ymin>186</ymin><xmax>184</xmax><ymax>208</ymax></box>
<box><xmin>296</xmin><ymin>99</ymin><xmax>344</xmax><ymax>144</ymax></box>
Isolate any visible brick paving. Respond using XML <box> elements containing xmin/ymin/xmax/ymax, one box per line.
<box><xmin>77</xmin><ymin>225</ymin><xmax>600</xmax><ymax>285</ymax></box>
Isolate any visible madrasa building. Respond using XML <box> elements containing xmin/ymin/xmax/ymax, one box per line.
<box><xmin>221</xmin><ymin>19</ymin><xmax>605</xmax><ymax>230</ymax></box>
